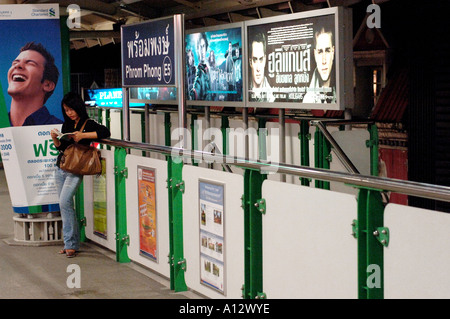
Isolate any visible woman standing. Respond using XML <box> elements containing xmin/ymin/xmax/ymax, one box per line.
<box><xmin>51</xmin><ymin>92</ymin><xmax>110</xmax><ymax>258</ymax></box>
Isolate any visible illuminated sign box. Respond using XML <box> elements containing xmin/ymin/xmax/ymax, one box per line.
<box><xmin>84</xmin><ymin>88</ymin><xmax>145</xmax><ymax>108</ymax></box>
<box><xmin>185</xmin><ymin>22</ymin><xmax>244</xmax><ymax>107</ymax></box>
<box><xmin>245</xmin><ymin>7</ymin><xmax>353</xmax><ymax>110</ymax></box>
<box><xmin>121</xmin><ymin>16</ymin><xmax>176</xmax><ymax>87</ymax></box>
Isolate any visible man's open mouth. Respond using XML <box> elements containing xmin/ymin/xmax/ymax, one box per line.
<box><xmin>12</xmin><ymin>74</ymin><xmax>27</xmax><ymax>82</ymax></box>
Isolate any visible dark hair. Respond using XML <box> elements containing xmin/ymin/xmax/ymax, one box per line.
<box><xmin>20</xmin><ymin>42</ymin><xmax>59</xmax><ymax>104</ymax></box>
<box><xmin>250</xmin><ymin>32</ymin><xmax>266</xmax><ymax>57</ymax></box>
<box><xmin>197</xmin><ymin>32</ymin><xmax>208</xmax><ymax>50</ymax></box>
<box><xmin>61</xmin><ymin>92</ymin><xmax>89</xmax><ymax>123</ymax></box>
<box><xmin>313</xmin><ymin>27</ymin><xmax>334</xmax><ymax>47</ymax></box>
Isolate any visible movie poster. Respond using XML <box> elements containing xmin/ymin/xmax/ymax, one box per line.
<box><xmin>138</xmin><ymin>166</ymin><xmax>158</xmax><ymax>262</ymax></box>
<box><xmin>93</xmin><ymin>159</ymin><xmax>107</xmax><ymax>239</ymax></box>
<box><xmin>186</xmin><ymin>26</ymin><xmax>243</xmax><ymax>103</ymax></box>
<box><xmin>199</xmin><ymin>181</ymin><xmax>225</xmax><ymax>294</ymax></box>
<box><xmin>247</xmin><ymin>14</ymin><xmax>337</xmax><ymax>107</ymax></box>
<box><xmin>0</xmin><ymin>4</ymin><xmax>64</xmax><ymax>127</ymax></box>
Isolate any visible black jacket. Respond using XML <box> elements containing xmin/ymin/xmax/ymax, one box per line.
<box><xmin>56</xmin><ymin>118</ymin><xmax>111</xmax><ymax>168</ymax></box>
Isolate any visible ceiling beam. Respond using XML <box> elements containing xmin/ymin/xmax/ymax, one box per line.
<box><xmin>165</xmin><ymin>0</ymin><xmax>292</xmax><ymax>20</ymax></box>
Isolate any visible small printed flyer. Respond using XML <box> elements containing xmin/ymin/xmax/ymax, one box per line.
<box><xmin>138</xmin><ymin>166</ymin><xmax>158</xmax><ymax>262</ymax></box>
<box><xmin>93</xmin><ymin>159</ymin><xmax>107</xmax><ymax>239</ymax></box>
<box><xmin>199</xmin><ymin>181</ymin><xmax>225</xmax><ymax>294</ymax></box>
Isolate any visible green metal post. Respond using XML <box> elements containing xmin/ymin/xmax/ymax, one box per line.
<box><xmin>356</xmin><ymin>188</ymin><xmax>385</xmax><ymax>299</ymax></box>
<box><xmin>120</xmin><ymin>109</ymin><xmax>124</xmax><ymax>140</ymax></box>
<box><xmin>368</xmin><ymin>124</ymin><xmax>379</xmax><ymax>176</ymax></box>
<box><xmin>105</xmin><ymin>109</ymin><xmax>111</xmax><ymax>151</ymax></box>
<box><xmin>98</xmin><ymin>108</ymin><xmax>104</xmax><ymax>150</ymax></box>
<box><xmin>258</xmin><ymin>118</ymin><xmax>267</xmax><ymax>161</ymax></box>
<box><xmin>114</xmin><ymin>147</ymin><xmax>130</xmax><ymax>263</ymax></box>
<box><xmin>60</xmin><ymin>16</ymin><xmax>71</xmax><ymax>94</ymax></box>
<box><xmin>298</xmin><ymin>120</ymin><xmax>310</xmax><ymax>186</ymax></box>
<box><xmin>164</xmin><ymin>112</ymin><xmax>171</xmax><ymax>152</ymax></box>
<box><xmin>0</xmin><ymin>81</ymin><xmax>9</xmax><ymax>129</ymax></box>
<box><xmin>141</xmin><ymin>111</ymin><xmax>146</xmax><ymax>157</ymax></box>
<box><xmin>243</xmin><ymin>169</ymin><xmax>266</xmax><ymax>299</ymax></box>
<box><xmin>164</xmin><ymin>112</ymin><xmax>187</xmax><ymax>291</ymax></box>
<box><xmin>75</xmin><ymin>183</ymin><xmax>86</xmax><ymax>242</ymax></box>
<box><xmin>167</xmin><ymin>158</ymin><xmax>187</xmax><ymax>292</ymax></box>
<box><xmin>314</xmin><ymin>128</ymin><xmax>330</xmax><ymax>189</ymax></box>
<box><xmin>191</xmin><ymin>114</ymin><xmax>198</xmax><ymax>166</ymax></box>
<box><xmin>221</xmin><ymin>116</ymin><xmax>229</xmax><ymax>157</ymax></box>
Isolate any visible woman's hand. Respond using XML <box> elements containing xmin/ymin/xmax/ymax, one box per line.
<box><xmin>50</xmin><ymin>129</ymin><xmax>61</xmax><ymax>147</ymax></box>
<box><xmin>72</xmin><ymin>131</ymin><xmax>84</xmax><ymax>142</ymax></box>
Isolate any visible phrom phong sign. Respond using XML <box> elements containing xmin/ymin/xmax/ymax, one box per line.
<box><xmin>245</xmin><ymin>7</ymin><xmax>353</xmax><ymax>110</ymax></box>
<box><xmin>121</xmin><ymin>16</ymin><xmax>175</xmax><ymax>87</ymax></box>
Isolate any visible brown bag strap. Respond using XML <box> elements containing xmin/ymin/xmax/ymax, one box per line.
<box><xmin>73</xmin><ymin>119</ymin><xmax>90</xmax><ymax>145</ymax></box>
<box><xmin>78</xmin><ymin>119</ymin><xmax>89</xmax><ymax>132</ymax></box>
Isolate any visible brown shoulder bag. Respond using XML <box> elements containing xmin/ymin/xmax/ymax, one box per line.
<box><xmin>59</xmin><ymin>120</ymin><xmax>102</xmax><ymax>175</ymax></box>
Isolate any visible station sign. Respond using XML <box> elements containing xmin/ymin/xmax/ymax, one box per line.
<box><xmin>121</xmin><ymin>16</ymin><xmax>175</xmax><ymax>87</ymax></box>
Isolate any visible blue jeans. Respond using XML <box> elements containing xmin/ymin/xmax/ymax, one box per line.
<box><xmin>55</xmin><ymin>168</ymin><xmax>83</xmax><ymax>251</ymax></box>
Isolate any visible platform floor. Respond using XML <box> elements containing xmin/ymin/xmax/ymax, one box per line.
<box><xmin>0</xmin><ymin>167</ymin><xmax>201</xmax><ymax>299</ymax></box>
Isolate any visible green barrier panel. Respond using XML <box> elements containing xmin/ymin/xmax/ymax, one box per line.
<box><xmin>75</xmin><ymin>182</ymin><xmax>86</xmax><ymax>243</ymax></box>
<box><xmin>167</xmin><ymin>157</ymin><xmax>187</xmax><ymax>292</ymax></box>
<box><xmin>0</xmin><ymin>77</ymin><xmax>10</xmax><ymax>129</ymax></box>
<box><xmin>242</xmin><ymin>169</ymin><xmax>266</xmax><ymax>299</ymax></box>
<box><xmin>299</xmin><ymin>120</ymin><xmax>311</xmax><ymax>186</ymax></box>
<box><xmin>114</xmin><ymin>147</ymin><xmax>130</xmax><ymax>263</ymax></box>
<box><xmin>314</xmin><ymin>127</ymin><xmax>331</xmax><ymax>189</ymax></box>
<box><xmin>355</xmin><ymin>187</ymin><xmax>385</xmax><ymax>299</ymax></box>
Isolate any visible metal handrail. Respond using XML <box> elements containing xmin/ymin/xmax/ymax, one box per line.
<box><xmin>101</xmin><ymin>138</ymin><xmax>450</xmax><ymax>203</ymax></box>
<box><xmin>311</xmin><ymin>120</ymin><xmax>360</xmax><ymax>174</ymax></box>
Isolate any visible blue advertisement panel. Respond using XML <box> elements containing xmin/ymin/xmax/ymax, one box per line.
<box><xmin>0</xmin><ymin>4</ymin><xmax>64</xmax><ymax>127</ymax></box>
<box><xmin>84</xmin><ymin>88</ymin><xmax>145</xmax><ymax>108</ymax></box>
<box><xmin>185</xmin><ymin>25</ymin><xmax>243</xmax><ymax>105</ymax></box>
<box><xmin>121</xmin><ymin>16</ymin><xmax>175</xmax><ymax>87</ymax></box>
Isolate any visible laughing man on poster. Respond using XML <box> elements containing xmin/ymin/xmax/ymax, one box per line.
<box><xmin>7</xmin><ymin>42</ymin><xmax>62</xmax><ymax>126</ymax></box>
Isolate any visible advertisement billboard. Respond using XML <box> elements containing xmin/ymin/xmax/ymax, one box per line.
<box><xmin>185</xmin><ymin>23</ymin><xmax>244</xmax><ymax>107</ymax></box>
<box><xmin>245</xmin><ymin>7</ymin><xmax>353</xmax><ymax>110</ymax></box>
<box><xmin>0</xmin><ymin>4</ymin><xmax>64</xmax><ymax>127</ymax></box>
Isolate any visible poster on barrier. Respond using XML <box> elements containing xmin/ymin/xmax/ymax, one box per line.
<box><xmin>93</xmin><ymin>159</ymin><xmax>107</xmax><ymax>239</ymax></box>
<box><xmin>199</xmin><ymin>180</ymin><xmax>225</xmax><ymax>294</ymax></box>
<box><xmin>138</xmin><ymin>166</ymin><xmax>158</xmax><ymax>262</ymax></box>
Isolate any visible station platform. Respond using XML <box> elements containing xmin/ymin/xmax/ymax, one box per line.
<box><xmin>0</xmin><ymin>167</ymin><xmax>201</xmax><ymax>300</ymax></box>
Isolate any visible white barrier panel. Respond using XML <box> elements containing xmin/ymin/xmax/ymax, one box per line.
<box><xmin>330</xmin><ymin>129</ymin><xmax>371</xmax><ymax>195</ymax></box>
<box><xmin>83</xmin><ymin>149</ymin><xmax>116</xmax><ymax>252</ymax></box>
<box><xmin>262</xmin><ymin>180</ymin><xmax>357</xmax><ymax>298</ymax></box>
<box><xmin>265</xmin><ymin>122</ymin><xmax>301</xmax><ymax>184</ymax></box>
<box><xmin>125</xmin><ymin>155</ymin><xmax>170</xmax><ymax>278</ymax></box>
<box><xmin>183</xmin><ymin>165</ymin><xmax>244</xmax><ymax>299</ymax></box>
<box><xmin>384</xmin><ymin>204</ymin><xmax>450</xmax><ymax>298</ymax></box>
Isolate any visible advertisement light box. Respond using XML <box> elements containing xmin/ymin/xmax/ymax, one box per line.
<box><xmin>84</xmin><ymin>88</ymin><xmax>145</xmax><ymax>108</ymax></box>
<box><xmin>185</xmin><ymin>23</ymin><xmax>244</xmax><ymax>107</ymax></box>
<box><xmin>245</xmin><ymin>7</ymin><xmax>353</xmax><ymax>110</ymax></box>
